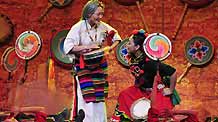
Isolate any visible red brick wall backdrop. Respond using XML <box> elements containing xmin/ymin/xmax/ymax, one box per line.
<box><xmin>1</xmin><ymin>0</ymin><xmax>218</xmax><ymax>121</ymax></box>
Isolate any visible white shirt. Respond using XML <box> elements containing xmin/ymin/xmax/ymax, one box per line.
<box><xmin>64</xmin><ymin>20</ymin><xmax>121</xmax><ymax>54</ymax></box>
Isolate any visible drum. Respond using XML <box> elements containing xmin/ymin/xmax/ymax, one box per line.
<box><xmin>0</xmin><ymin>14</ymin><xmax>13</xmax><ymax>44</ymax></box>
<box><xmin>114</xmin><ymin>0</ymin><xmax>143</xmax><ymax>6</ymax></box>
<box><xmin>15</xmin><ymin>31</ymin><xmax>42</xmax><ymax>60</ymax></box>
<box><xmin>130</xmin><ymin>98</ymin><xmax>151</xmax><ymax>120</ymax></box>
<box><xmin>83</xmin><ymin>49</ymin><xmax>104</xmax><ymax>65</ymax></box>
<box><xmin>1</xmin><ymin>47</ymin><xmax>24</xmax><ymax>72</ymax></box>
<box><xmin>143</xmin><ymin>33</ymin><xmax>172</xmax><ymax>61</ymax></box>
<box><xmin>185</xmin><ymin>36</ymin><xmax>214</xmax><ymax>65</ymax></box>
<box><xmin>50</xmin><ymin>30</ymin><xmax>76</xmax><ymax>68</ymax></box>
<box><xmin>115</xmin><ymin>38</ymin><xmax>129</xmax><ymax>67</ymax></box>
<box><xmin>180</xmin><ymin>0</ymin><xmax>215</xmax><ymax>8</ymax></box>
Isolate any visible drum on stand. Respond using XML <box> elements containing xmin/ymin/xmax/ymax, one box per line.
<box><xmin>15</xmin><ymin>31</ymin><xmax>42</xmax><ymax>60</ymax></box>
<box><xmin>50</xmin><ymin>30</ymin><xmax>76</xmax><ymax>68</ymax></box>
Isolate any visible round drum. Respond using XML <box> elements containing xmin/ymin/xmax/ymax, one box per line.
<box><xmin>185</xmin><ymin>36</ymin><xmax>214</xmax><ymax>65</ymax></box>
<box><xmin>130</xmin><ymin>98</ymin><xmax>151</xmax><ymax>120</ymax></box>
<box><xmin>143</xmin><ymin>33</ymin><xmax>172</xmax><ymax>61</ymax></box>
<box><xmin>181</xmin><ymin>0</ymin><xmax>215</xmax><ymax>8</ymax></box>
<box><xmin>83</xmin><ymin>49</ymin><xmax>104</xmax><ymax>65</ymax></box>
<box><xmin>1</xmin><ymin>47</ymin><xmax>24</xmax><ymax>72</ymax></box>
<box><xmin>0</xmin><ymin>14</ymin><xmax>13</xmax><ymax>44</ymax></box>
<box><xmin>114</xmin><ymin>0</ymin><xmax>143</xmax><ymax>6</ymax></box>
<box><xmin>51</xmin><ymin>30</ymin><xmax>76</xmax><ymax>67</ymax></box>
<box><xmin>49</xmin><ymin>0</ymin><xmax>73</xmax><ymax>8</ymax></box>
<box><xmin>15</xmin><ymin>31</ymin><xmax>42</xmax><ymax>60</ymax></box>
<box><xmin>116</xmin><ymin>38</ymin><xmax>129</xmax><ymax>67</ymax></box>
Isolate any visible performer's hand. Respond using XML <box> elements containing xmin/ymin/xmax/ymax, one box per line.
<box><xmin>89</xmin><ymin>44</ymin><xmax>100</xmax><ymax>49</ymax></box>
<box><xmin>163</xmin><ymin>88</ymin><xmax>173</xmax><ymax>96</ymax></box>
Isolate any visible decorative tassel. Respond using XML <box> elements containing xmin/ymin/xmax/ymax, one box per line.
<box><xmin>79</xmin><ymin>55</ymin><xmax>85</xmax><ymax>69</ymax></box>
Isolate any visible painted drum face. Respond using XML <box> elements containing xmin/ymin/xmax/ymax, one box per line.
<box><xmin>143</xmin><ymin>33</ymin><xmax>172</xmax><ymax>61</ymax></box>
<box><xmin>185</xmin><ymin>36</ymin><xmax>214</xmax><ymax>65</ymax></box>
<box><xmin>116</xmin><ymin>38</ymin><xmax>129</xmax><ymax>67</ymax></box>
<box><xmin>15</xmin><ymin>31</ymin><xmax>42</xmax><ymax>60</ymax></box>
<box><xmin>51</xmin><ymin>30</ymin><xmax>76</xmax><ymax>68</ymax></box>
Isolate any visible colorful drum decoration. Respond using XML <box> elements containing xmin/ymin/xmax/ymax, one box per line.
<box><xmin>51</xmin><ymin>30</ymin><xmax>75</xmax><ymax>67</ymax></box>
<box><xmin>114</xmin><ymin>0</ymin><xmax>143</xmax><ymax>6</ymax></box>
<box><xmin>181</xmin><ymin>0</ymin><xmax>215</xmax><ymax>8</ymax></box>
<box><xmin>49</xmin><ymin>0</ymin><xmax>73</xmax><ymax>8</ymax></box>
<box><xmin>185</xmin><ymin>36</ymin><xmax>214</xmax><ymax>65</ymax></box>
<box><xmin>116</xmin><ymin>38</ymin><xmax>129</xmax><ymax>67</ymax></box>
<box><xmin>130</xmin><ymin>98</ymin><xmax>151</xmax><ymax>120</ymax></box>
<box><xmin>0</xmin><ymin>14</ymin><xmax>13</xmax><ymax>44</ymax></box>
<box><xmin>143</xmin><ymin>33</ymin><xmax>172</xmax><ymax>61</ymax></box>
<box><xmin>15</xmin><ymin>31</ymin><xmax>42</xmax><ymax>60</ymax></box>
<box><xmin>1</xmin><ymin>47</ymin><xmax>24</xmax><ymax>72</ymax></box>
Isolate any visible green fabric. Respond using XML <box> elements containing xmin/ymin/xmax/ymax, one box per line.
<box><xmin>171</xmin><ymin>89</ymin><xmax>181</xmax><ymax>105</ymax></box>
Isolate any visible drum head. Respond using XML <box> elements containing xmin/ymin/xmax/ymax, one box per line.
<box><xmin>51</xmin><ymin>30</ymin><xmax>75</xmax><ymax>67</ymax></box>
<box><xmin>181</xmin><ymin>0</ymin><xmax>215</xmax><ymax>8</ymax></box>
<box><xmin>185</xmin><ymin>36</ymin><xmax>214</xmax><ymax>65</ymax></box>
<box><xmin>1</xmin><ymin>47</ymin><xmax>24</xmax><ymax>72</ymax></box>
<box><xmin>116</xmin><ymin>38</ymin><xmax>129</xmax><ymax>67</ymax></box>
<box><xmin>143</xmin><ymin>33</ymin><xmax>172</xmax><ymax>61</ymax></box>
<box><xmin>0</xmin><ymin>14</ymin><xmax>13</xmax><ymax>44</ymax></box>
<box><xmin>130</xmin><ymin>98</ymin><xmax>151</xmax><ymax>120</ymax></box>
<box><xmin>15</xmin><ymin>31</ymin><xmax>42</xmax><ymax>60</ymax></box>
<box><xmin>49</xmin><ymin>0</ymin><xmax>73</xmax><ymax>8</ymax></box>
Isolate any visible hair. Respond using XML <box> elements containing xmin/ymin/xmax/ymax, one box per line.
<box><xmin>131</xmin><ymin>29</ymin><xmax>147</xmax><ymax>51</ymax></box>
<box><xmin>81</xmin><ymin>0</ymin><xmax>104</xmax><ymax>20</ymax></box>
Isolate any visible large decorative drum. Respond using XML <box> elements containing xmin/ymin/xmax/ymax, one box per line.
<box><xmin>116</xmin><ymin>38</ymin><xmax>129</xmax><ymax>67</ymax></box>
<box><xmin>185</xmin><ymin>36</ymin><xmax>214</xmax><ymax>65</ymax></box>
<box><xmin>51</xmin><ymin>30</ymin><xmax>76</xmax><ymax>67</ymax></box>
<box><xmin>143</xmin><ymin>33</ymin><xmax>172</xmax><ymax>61</ymax></box>
<box><xmin>130</xmin><ymin>98</ymin><xmax>151</xmax><ymax>120</ymax></box>
<box><xmin>15</xmin><ymin>31</ymin><xmax>42</xmax><ymax>60</ymax></box>
<box><xmin>0</xmin><ymin>14</ymin><xmax>13</xmax><ymax>44</ymax></box>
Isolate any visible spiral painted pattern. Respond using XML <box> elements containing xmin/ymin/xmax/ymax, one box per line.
<box><xmin>15</xmin><ymin>31</ymin><xmax>41</xmax><ymax>60</ymax></box>
<box><xmin>143</xmin><ymin>33</ymin><xmax>171</xmax><ymax>61</ymax></box>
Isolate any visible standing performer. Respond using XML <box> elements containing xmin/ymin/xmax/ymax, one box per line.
<box><xmin>63</xmin><ymin>0</ymin><xmax>121</xmax><ymax>121</ymax></box>
<box><xmin>111</xmin><ymin>29</ymin><xmax>178</xmax><ymax>122</ymax></box>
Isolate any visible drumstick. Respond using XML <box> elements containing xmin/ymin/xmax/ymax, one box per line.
<box><xmin>136</xmin><ymin>1</ymin><xmax>149</xmax><ymax>33</ymax></box>
<box><xmin>38</xmin><ymin>3</ymin><xmax>53</xmax><ymax>22</ymax></box>
<box><xmin>177</xmin><ymin>62</ymin><xmax>192</xmax><ymax>83</ymax></box>
<box><xmin>172</xmin><ymin>3</ymin><xmax>188</xmax><ymax>40</ymax></box>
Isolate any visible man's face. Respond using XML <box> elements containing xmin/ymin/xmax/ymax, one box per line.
<box><xmin>89</xmin><ymin>7</ymin><xmax>104</xmax><ymax>25</ymax></box>
<box><xmin>126</xmin><ymin>36</ymin><xmax>138</xmax><ymax>54</ymax></box>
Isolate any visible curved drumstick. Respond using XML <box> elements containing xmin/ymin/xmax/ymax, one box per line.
<box><xmin>136</xmin><ymin>1</ymin><xmax>149</xmax><ymax>33</ymax></box>
<box><xmin>38</xmin><ymin>3</ymin><xmax>53</xmax><ymax>22</ymax></box>
<box><xmin>172</xmin><ymin>3</ymin><xmax>188</xmax><ymax>40</ymax></box>
<box><xmin>177</xmin><ymin>62</ymin><xmax>192</xmax><ymax>83</ymax></box>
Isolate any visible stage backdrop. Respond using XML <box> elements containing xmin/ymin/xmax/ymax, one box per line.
<box><xmin>1</xmin><ymin>0</ymin><xmax>218</xmax><ymax>121</ymax></box>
